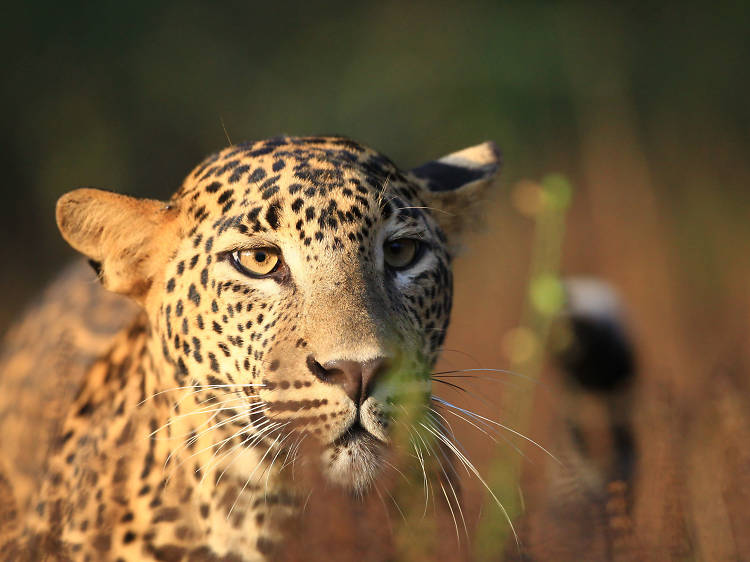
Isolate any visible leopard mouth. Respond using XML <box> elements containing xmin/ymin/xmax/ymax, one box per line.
<box><xmin>325</xmin><ymin>420</ymin><xmax>385</xmax><ymax>493</ymax></box>
<box><xmin>332</xmin><ymin>420</ymin><xmax>379</xmax><ymax>447</ymax></box>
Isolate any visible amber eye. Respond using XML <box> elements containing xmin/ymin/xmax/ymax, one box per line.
<box><xmin>230</xmin><ymin>248</ymin><xmax>281</xmax><ymax>277</ymax></box>
<box><xmin>383</xmin><ymin>239</ymin><xmax>423</xmax><ymax>270</ymax></box>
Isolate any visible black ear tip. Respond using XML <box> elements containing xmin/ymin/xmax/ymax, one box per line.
<box><xmin>410</xmin><ymin>161</ymin><xmax>488</xmax><ymax>192</ymax></box>
<box><xmin>410</xmin><ymin>141</ymin><xmax>503</xmax><ymax>193</ymax></box>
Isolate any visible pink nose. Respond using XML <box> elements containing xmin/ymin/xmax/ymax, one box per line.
<box><xmin>306</xmin><ymin>356</ymin><xmax>390</xmax><ymax>405</ymax></box>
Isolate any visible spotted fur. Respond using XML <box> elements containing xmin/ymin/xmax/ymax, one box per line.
<box><xmin>0</xmin><ymin>136</ymin><xmax>500</xmax><ymax>561</ymax></box>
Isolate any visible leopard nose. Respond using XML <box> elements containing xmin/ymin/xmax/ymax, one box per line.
<box><xmin>306</xmin><ymin>356</ymin><xmax>390</xmax><ymax>405</ymax></box>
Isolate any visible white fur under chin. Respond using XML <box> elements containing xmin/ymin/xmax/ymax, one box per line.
<box><xmin>322</xmin><ymin>433</ymin><xmax>383</xmax><ymax>494</ymax></box>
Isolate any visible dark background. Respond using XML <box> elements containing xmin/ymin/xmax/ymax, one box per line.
<box><xmin>2</xmin><ymin>2</ymin><xmax>749</xmax><ymax>559</ymax></box>
<box><xmin>2</xmin><ymin>2</ymin><xmax>747</xmax><ymax>322</ymax></box>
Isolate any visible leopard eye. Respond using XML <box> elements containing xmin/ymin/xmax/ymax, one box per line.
<box><xmin>383</xmin><ymin>239</ymin><xmax>423</xmax><ymax>270</ymax></box>
<box><xmin>230</xmin><ymin>248</ymin><xmax>281</xmax><ymax>277</ymax></box>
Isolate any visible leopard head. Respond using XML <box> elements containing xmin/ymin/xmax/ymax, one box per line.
<box><xmin>56</xmin><ymin>136</ymin><xmax>501</xmax><ymax>493</ymax></box>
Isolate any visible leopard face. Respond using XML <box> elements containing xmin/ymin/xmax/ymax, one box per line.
<box><xmin>56</xmin><ymin>136</ymin><xmax>500</xmax><ymax>494</ymax></box>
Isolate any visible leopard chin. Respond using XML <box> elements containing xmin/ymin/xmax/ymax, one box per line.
<box><xmin>323</xmin><ymin>423</ymin><xmax>385</xmax><ymax>494</ymax></box>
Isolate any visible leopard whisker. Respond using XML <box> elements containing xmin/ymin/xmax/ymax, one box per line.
<box><xmin>426</xmin><ymin>407</ymin><xmax>460</xmax><ymax>450</ymax></box>
<box><xmin>432</xmin><ymin>367</ymin><xmax>534</xmax><ymax>382</ymax></box>
<box><xmin>441</xmin><ymin>465</ymin><xmax>467</xmax><ymax>541</ymax></box>
<box><xmin>196</xmin><ymin>436</ymin><xmax>250</xmax><ymax>491</ymax></box>
<box><xmin>432</xmin><ymin>396</ymin><xmax>559</xmax><ymax>463</ymax></box>
<box><xmin>189</xmin><ymin>399</ymin><xmax>267</xmax><ymax>431</ymax></box>
<box><xmin>433</xmin><ymin>403</ymin><xmax>525</xmax><ymax>459</ymax></box>
<box><xmin>404</xmin><ymin>424</ymin><xmax>430</xmax><ymax>518</ymax></box>
<box><xmin>138</xmin><ymin>383</ymin><xmax>266</xmax><ymax>405</ymax></box>
<box><xmin>427</xmin><ymin>408</ymin><xmax>473</xmax><ymax>470</ymax></box>
<box><xmin>261</xmin><ymin>428</ymin><xmax>298</xmax><ymax>497</ymax></box>
<box><xmin>431</xmin><ymin>402</ymin><xmax>509</xmax><ymax>449</ymax></box>
<box><xmin>384</xmin><ymin>486</ymin><xmax>407</xmax><ymax>523</ymax></box>
<box><xmin>440</xmin><ymin>481</ymin><xmax>461</xmax><ymax>544</ymax></box>
<box><xmin>302</xmin><ymin>490</ymin><xmax>314</xmax><ymax>514</ymax></box>
<box><xmin>373</xmin><ymin>482</ymin><xmax>394</xmax><ymax>536</ymax></box>
<box><xmin>288</xmin><ymin>433</ymin><xmax>307</xmax><ymax>480</ymax></box>
<box><xmin>151</xmin><ymin>399</ymin><xmax>266</xmax><ymax>447</ymax></box>
<box><xmin>431</xmin><ymin>373</ymin><xmax>524</xmax><ymax>388</ymax></box>
<box><xmin>166</xmin><ymin>414</ymin><xmax>258</xmax><ymax>480</ymax></box>
<box><xmin>151</xmin><ymin>404</ymin><xmax>243</xmax><ymax>442</ymax></box>
<box><xmin>219</xmin><ymin>115</ymin><xmax>233</xmax><ymax>146</ymax></box>
<box><xmin>419</xmin><ymin>419</ymin><xmax>519</xmax><ymax>547</ymax></box>
<box><xmin>375</xmin><ymin>173</ymin><xmax>393</xmax><ymax>208</ymax></box>
<box><xmin>210</xmin><ymin>436</ymin><xmax>259</xmax><ymax>490</ymax></box>
<box><xmin>419</xmin><ymin>413</ymin><xmax>468</xmax><ymax>541</ymax></box>
<box><xmin>197</xmin><ymin>434</ymin><xmax>249</xmax><ymax>489</ymax></box>
<box><xmin>181</xmin><ymin>405</ymin><xmax>269</xmax><ymax>458</ymax></box>
<box><xmin>431</xmin><ymin>377</ymin><xmax>468</xmax><ymax>393</ymax></box>
<box><xmin>227</xmin><ymin>428</ymin><xmax>290</xmax><ymax>519</ymax></box>
<box><xmin>435</xmin><ymin>348</ymin><xmax>482</xmax><ymax>367</ymax></box>
<box><xmin>171</xmin><ymin>409</ymin><xmax>273</xmax><ymax>483</ymax></box>
<box><xmin>150</xmin><ymin>399</ymin><xmax>265</xmax><ymax>440</ymax></box>
<box><xmin>410</xmin><ymin>423</ymin><xmax>439</xmax><ymax>517</ymax></box>
<box><xmin>172</xmin><ymin>387</ymin><xmax>260</xmax><ymax>413</ymax></box>
<box><xmin>214</xmin><ymin>420</ymin><xmax>287</xmax><ymax>488</ymax></box>
<box><xmin>279</xmin><ymin>432</ymin><xmax>306</xmax><ymax>473</ymax></box>
<box><xmin>381</xmin><ymin>458</ymin><xmax>410</xmax><ymax>485</ymax></box>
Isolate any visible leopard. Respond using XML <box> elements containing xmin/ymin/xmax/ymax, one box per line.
<box><xmin>0</xmin><ymin>135</ymin><xmax>501</xmax><ymax>561</ymax></box>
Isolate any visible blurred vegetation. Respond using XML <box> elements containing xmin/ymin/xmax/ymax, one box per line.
<box><xmin>2</xmin><ymin>1</ymin><xmax>750</xmax><ymax>559</ymax></box>
<box><xmin>475</xmin><ymin>174</ymin><xmax>573</xmax><ymax>559</ymax></box>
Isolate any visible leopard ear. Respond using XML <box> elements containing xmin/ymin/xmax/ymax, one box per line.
<box><xmin>56</xmin><ymin>188</ymin><xmax>178</xmax><ymax>302</ymax></box>
<box><xmin>409</xmin><ymin>141</ymin><xmax>501</xmax><ymax>252</ymax></box>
